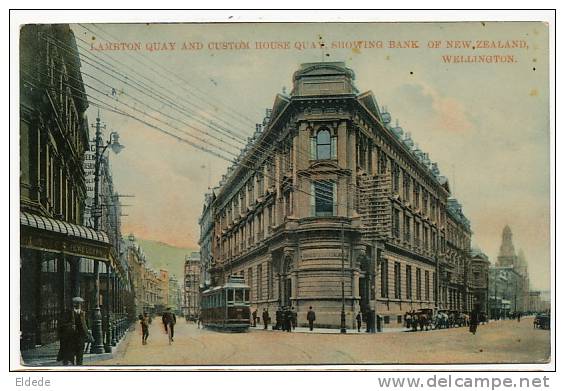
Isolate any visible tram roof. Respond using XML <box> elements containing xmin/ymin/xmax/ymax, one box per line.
<box><xmin>202</xmin><ymin>281</ymin><xmax>249</xmax><ymax>294</ymax></box>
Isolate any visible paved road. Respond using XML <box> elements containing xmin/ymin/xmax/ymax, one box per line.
<box><xmin>96</xmin><ymin>317</ymin><xmax>550</xmax><ymax>366</ymax></box>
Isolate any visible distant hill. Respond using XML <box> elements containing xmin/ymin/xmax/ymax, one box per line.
<box><xmin>136</xmin><ymin>238</ymin><xmax>197</xmax><ymax>280</ymax></box>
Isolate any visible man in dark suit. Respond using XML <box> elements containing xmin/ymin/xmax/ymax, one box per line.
<box><xmin>262</xmin><ymin>308</ymin><xmax>270</xmax><ymax>330</ymax></box>
<box><xmin>58</xmin><ymin>297</ymin><xmax>91</xmax><ymax>365</ymax></box>
<box><xmin>162</xmin><ymin>307</ymin><xmax>177</xmax><ymax>341</ymax></box>
<box><xmin>307</xmin><ymin>306</ymin><xmax>316</xmax><ymax>331</ymax></box>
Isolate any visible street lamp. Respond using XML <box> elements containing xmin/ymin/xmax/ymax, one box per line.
<box><xmin>90</xmin><ymin>112</ymin><xmax>125</xmax><ymax>354</ymax></box>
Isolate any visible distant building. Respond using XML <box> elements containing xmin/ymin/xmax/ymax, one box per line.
<box><xmin>124</xmin><ymin>234</ymin><xmax>168</xmax><ymax>315</ymax></box>
<box><xmin>199</xmin><ymin>192</ymin><xmax>215</xmax><ymax>288</ymax></box>
<box><xmin>168</xmin><ymin>274</ymin><xmax>183</xmax><ymax>312</ymax></box>
<box><xmin>184</xmin><ymin>252</ymin><xmax>201</xmax><ymax>317</ymax></box>
<box><xmin>470</xmin><ymin>248</ymin><xmax>490</xmax><ymax>313</ymax></box>
<box><xmin>160</xmin><ymin>269</ymin><xmax>169</xmax><ymax>309</ymax></box>
<box><xmin>489</xmin><ymin>225</ymin><xmax>531</xmax><ymax>316</ymax></box>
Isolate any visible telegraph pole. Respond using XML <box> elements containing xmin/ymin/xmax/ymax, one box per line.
<box><xmin>340</xmin><ymin>222</ymin><xmax>346</xmax><ymax>333</ymax></box>
<box><xmin>90</xmin><ymin>112</ymin><xmax>105</xmax><ymax>354</ymax></box>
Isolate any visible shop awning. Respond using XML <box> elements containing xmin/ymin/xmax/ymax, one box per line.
<box><xmin>20</xmin><ymin>211</ymin><xmax>116</xmax><ymax>265</ymax></box>
<box><xmin>21</xmin><ymin>212</ymin><xmax>110</xmax><ymax>243</ymax></box>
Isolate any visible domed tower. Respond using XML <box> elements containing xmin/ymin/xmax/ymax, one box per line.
<box><xmin>497</xmin><ymin>225</ymin><xmax>517</xmax><ymax>267</ymax></box>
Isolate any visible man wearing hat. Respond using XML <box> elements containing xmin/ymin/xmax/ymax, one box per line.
<box><xmin>161</xmin><ymin>307</ymin><xmax>176</xmax><ymax>342</ymax></box>
<box><xmin>57</xmin><ymin>297</ymin><xmax>91</xmax><ymax>365</ymax></box>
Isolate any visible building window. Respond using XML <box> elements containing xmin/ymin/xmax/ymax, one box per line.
<box><xmin>392</xmin><ymin>163</ymin><xmax>399</xmax><ymax>193</ymax></box>
<box><xmin>392</xmin><ymin>209</ymin><xmax>400</xmax><ymax>238</ymax></box>
<box><xmin>315</xmin><ymin>129</ymin><xmax>332</xmax><ymax>160</ymax></box>
<box><xmin>257</xmin><ymin>264</ymin><xmax>263</xmax><ymax>300</ymax></box>
<box><xmin>394</xmin><ymin>262</ymin><xmax>401</xmax><ymax>299</ymax></box>
<box><xmin>248</xmin><ymin>267</ymin><xmax>253</xmax><ymax>300</ymax></box>
<box><xmin>378</xmin><ymin>153</ymin><xmax>387</xmax><ymax>174</ymax></box>
<box><xmin>404</xmin><ymin>215</ymin><xmax>411</xmax><ymax>243</ymax></box>
<box><xmin>416</xmin><ymin>268</ymin><xmax>422</xmax><ymax>300</ymax></box>
<box><xmin>413</xmin><ymin>180</ymin><xmax>419</xmax><ymax>208</ymax></box>
<box><xmin>312</xmin><ymin>180</ymin><xmax>336</xmax><ymax>217</ymax></box>
<box><xmin>406</xmin><ymin>265</ymin><xmax>412</xmax><ymax>299</ymax></box>
<box><xmin>432</xmin><ymin>272</ymin><xmax>437</xmax><ymax>302</ymax></box>
<box><xmin>414</xmin><ymin>221</ymin><xmax>420</xmax><ymax>248</ymax></box>
<box><xmin>403</xmin><ymin>171</ymin><xmax>410</xmax><ymax>202</ymax></box>
<box><xmin>425</xmin><ymin>270</ymin><xmax>430</xmax><ymax>301</ymax></box>
<box><xmin>380</xmin><ymin>259</ymin><xmax>389</xmax><ymax>298</ymax></box>
<box><xmin>268</xmin><ymin>261</ymin><xmax>273</xmax><ymax>298</ymax></box>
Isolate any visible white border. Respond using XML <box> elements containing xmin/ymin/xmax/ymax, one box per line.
<box><xmin>6</xmin><ymin>9</ymin><xmax>557</xmax><ymax>376</ymax></box>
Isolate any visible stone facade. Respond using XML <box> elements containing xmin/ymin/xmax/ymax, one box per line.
<box><xmin>489</xmin><ymin>225</ymin><xmax>531</xmax><ymax>315</ymax></box>
<box><xmin>184</xmin><ymin>252</ymin><xmax>201</xmax><ymax>317</ymax></box>
<box><xmin>201</xmin><ymin>62</ymin><xmax>485</xmax><ymax>328</ymax></box>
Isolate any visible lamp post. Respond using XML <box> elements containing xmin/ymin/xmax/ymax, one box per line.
<box><xmin>90</xmin><ymin>112</ymin><xmax>124</xmax><ymax>354</ymax></box>
<box><xmin>340</xmin><ymin>222</ymin><xmax>346</xmax><ymax>333</ymax></box>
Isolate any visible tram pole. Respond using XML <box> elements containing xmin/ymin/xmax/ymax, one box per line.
<box><xmin>340</xmin><ymin>222</ymin><xmax>346</xmax><ymax>333</ymax></box>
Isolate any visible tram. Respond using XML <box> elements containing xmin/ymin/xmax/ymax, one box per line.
<box><xmin>200</xmin><ymin>275</ymin><xmax>251</xmax><ymax>332</ymax></box>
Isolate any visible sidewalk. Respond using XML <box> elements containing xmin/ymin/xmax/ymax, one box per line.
<box><xmin>20</xmin><ymin>334</ymin><xmax>129</xmax><ymax>367</ymax></box>
<box><xmin>249</xmin><ymin>325</ymin><xmax>412</xmax><ymax>334</ymax></box>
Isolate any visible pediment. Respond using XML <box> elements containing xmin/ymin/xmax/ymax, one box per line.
<box><xmin>309</xmin><ymin>160</ymin><xmax>341</xmax><ymax>171</ymax></box>
<box><xmin>270</xmin><ymin>93</ymin><xmax>290</xmax><ymax>121</ymax></box>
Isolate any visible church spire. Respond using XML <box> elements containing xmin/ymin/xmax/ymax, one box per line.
<box><xmin>497</xmin><ymin>225</ymin><xmax>517</xmax><ymax>266</ymax></box>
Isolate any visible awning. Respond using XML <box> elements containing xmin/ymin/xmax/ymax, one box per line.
<box><xmin>20</xmin><ymin>211</ymin><xmax>109</xmax><ymax>243</ymax></box>
<box><xmin>20</xmin><ymin>211</ymin><xmax>117</xmax><ymax>266</ymax></box>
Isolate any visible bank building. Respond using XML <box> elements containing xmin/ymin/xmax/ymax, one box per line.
<box><xmin>199</xmin><ymin>62</ymin><xmax>488</xmax><ymax>329</ymax></box>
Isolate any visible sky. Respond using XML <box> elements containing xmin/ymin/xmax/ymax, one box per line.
<box><xmin>69</xmin><ymin>22</ymin><xmax>550</xmax><ymax>290</ymax></box>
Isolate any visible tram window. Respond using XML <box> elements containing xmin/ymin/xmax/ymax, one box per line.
<box><xmin>244</xmin><ymin>290</ymin><xmax>250</xmax><ymax>303</ymax></box>
<box><xmin>235</xmin><ymin>289</ymin><xmax>244</xmax><ymax>302</ymax></box>
<box><xmin>228</xmin><ymin>289</ymin><xmax>235</xmax><ymax>303</ymax></box>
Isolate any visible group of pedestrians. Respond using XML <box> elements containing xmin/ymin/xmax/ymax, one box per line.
<box><xmin>256</xmin><ymin>306</ymin><xmax>317</xmax><ymax>331</ymax></box>
<box><xmin>137</xmin><ymin>307</ymin><xmax>177</xmax><ymax>346</ymax></box>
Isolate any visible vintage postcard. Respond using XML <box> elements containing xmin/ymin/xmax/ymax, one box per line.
<box><xmin>13</xmin><ymin>13</ymin><xmax>553</xmax><ymax>372</ymax></box>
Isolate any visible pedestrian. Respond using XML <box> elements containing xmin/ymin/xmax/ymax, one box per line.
<box><xmin>284</xmin><ymin>307</ymin><xmax>292</xmax><ymax>332</ymax></box>
<box><xmin>307</xmin><ymin>306</ymin><xmax>316</xmax><ymax>331</ymax></box>
<box><xmin>197</xmin><ymin>312</ymin><xmax>202</xmax><ymax>329</ymax></box>
<box><xmin>356</xmin><ymin>311</ymin><xmax>362</xmax><ymax>332</ymax></box>
<box><xmin>140</xmin><ymin>312</ymin><xmax>149</xmax><ymax>345</ymax></box>
<box><xmin>57</xmin><ymin>297</ymin><xmax>92</xmax><ymax>366</ymax></box>
<box><xmin>252</xmin><ymin>309</ymin><xmax>257</xmax><ymax>327</ymax></box>
<box><xmin>517</xmin><ymin>312</ymin><xmax>522</xmax><ymax>322</ymax></box>
<box><xmin>262</xmin><ymin>308</ymin><xmax>270</xmax><ymax>330</ymax></box>
<box><xmin>275</xmin><ymin>307</ymin><xmax>282</xmax><ymax>330</ymax></box>
<box><xmin>291</xmin><ymin>307</ymin><xmax>297</xmax><ymax>330</ymax></box>
<box><xmin>469</xmin><ymin>304</ymin><xmax>480</xmax><ymax>335</ymax></box>
<box><xmin>162</xmin><ymin>307</ymin><xmax>177</xmax><ymax>342</ymax></box>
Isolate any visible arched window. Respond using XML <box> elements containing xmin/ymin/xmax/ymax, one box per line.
<box><xmin>316</xmin><ymin>129</ymin><xmax>331</xmax><ymax>160</ymax></box>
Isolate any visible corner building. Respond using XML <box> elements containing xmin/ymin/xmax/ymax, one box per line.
<box><xmin>204</xmin><ymin>62</ymin><xmax>481</xmax><ymax>328</ymax></box>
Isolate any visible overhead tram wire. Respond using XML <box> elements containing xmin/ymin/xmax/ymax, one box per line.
<box><xmin>83</xmin><ymin>23</ymin><xmax>257</xmax><ymax>131</ymax></box>
<box><xmin>76</xmin><ymin>24</ymin><xmax>356</xmax><ymax>191</ymax></box>
<box><xmin>44</xmin><ymin>35</ymin><xmax>341</xmax><ymax>201</ymax></box>
<box><xmin>41</xmin><ymin>34</ymin><xmax>244</xmax><ymax>154</ymax></box>
<box><xmin>21</xmin><ymin>64</ymin><xmax>242</xmax><ymax>163</ymax></box>
<box><xmin>48</xmin><ymin>30</ymin><xmax>358</xmax><ymax>202</ymax></box>
<box><xmin>70</xmin><ymin>30</ymin><xmax>357</xmax><ymax>197</ymax></box>
<box><xmin>21</xmin><ymin>69</ymin><xmax>341</xmax><ymax>206</ymax></box>
<box><xmin>21</xmin><ymin>70</ymin><xmax>235</xmax><ymax>163</ymax></box>
<box><xmin>50</xmin><ymin>31</ymin><xmax>352</xmax><ymax>197</ymax></box>
<box><xmin>71</xmin><ymin>35</ymin><xmax>252</xmax><ymax>147</ymax></box>
<box><xmin>44</xmin><ymin>31</ymin><xmax>356</xmax><ymax>204</ymax></box>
